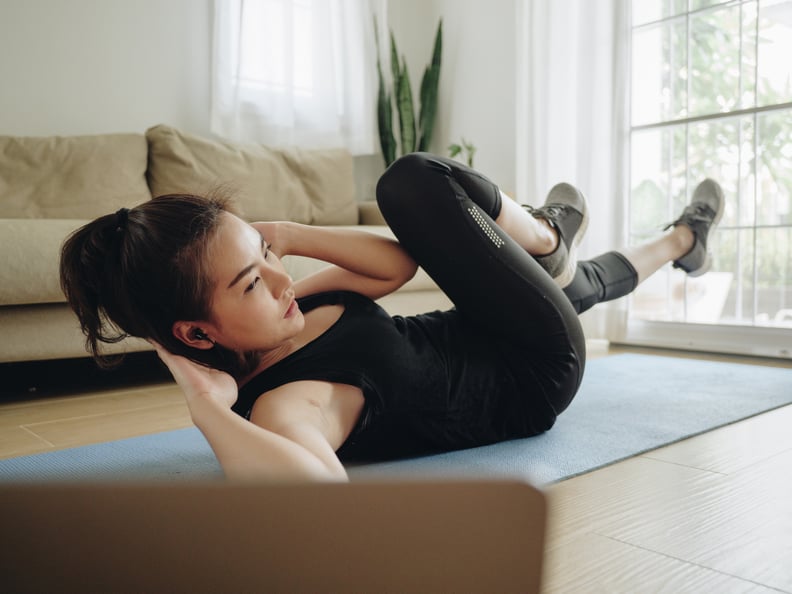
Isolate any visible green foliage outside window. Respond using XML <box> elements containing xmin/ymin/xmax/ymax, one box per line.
<box><xmin>631</xmin><ymin>0</ymin><xmax>792</xmax><ymax>323</ymax></box>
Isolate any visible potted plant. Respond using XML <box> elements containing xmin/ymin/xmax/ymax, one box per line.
<box><xmin>374</xmin><ymin>18</ymin><xmax>442</xmax><ymax>167</ymax></box>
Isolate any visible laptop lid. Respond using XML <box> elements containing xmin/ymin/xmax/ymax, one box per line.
<box><xmin>0</xmin><ymin>479</ymin><xmax>546</xmax><ymax>593</ymax></box>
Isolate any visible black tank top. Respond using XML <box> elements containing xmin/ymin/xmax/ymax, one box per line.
<box><xmin>234</xmin><ymin>291</ymin><xmax>552</xmax><ymax>460</ymax></box>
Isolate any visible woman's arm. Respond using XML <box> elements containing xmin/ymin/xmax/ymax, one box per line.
<box><xmin>189</xmin><ymin>396</ymin><xmax>347</xmax><ymax>482</ymax></box>
<box><xmin>152</xmin><ymin>342</ymin><xmax>347</xmax><ymax>482</ymax></box>
<box><xmin>252</xmin><ymin>221</ymin><xmax>417</xmax><ymax>299</ymax></box>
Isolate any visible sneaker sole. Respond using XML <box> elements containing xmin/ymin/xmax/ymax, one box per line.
<box><xmin>554</xmin><ymin>206</ymin><xmax>588</xmax><ymax>287</ymax></box>
<box><xmin>686</xmin><ymin>180</ymin><xmax>725</xmax><ymax>277</ymax></box>
<box><xmin>687</xmin><ymin>254</ymin><xmax>712</xmax><ymax>277</ymax></box>
<box><xmin>548</xmin><ymin>184</ymin><xmax>589</xmax><ymax>288</ymax></box>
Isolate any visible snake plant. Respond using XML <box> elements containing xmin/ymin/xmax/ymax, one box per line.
<box><xmin>374</xmin><ymin>18</ymin><xmax>442</xmax><ymax>167</ymax></box>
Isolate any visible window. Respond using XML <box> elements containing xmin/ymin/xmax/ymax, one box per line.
<box><xmin>627</xmin><ymin>0</ymin><xmax>792</xmax><ymax>356</ymax></box>
<box><xmin>237</xmin><ymin>0</ymin><xmax>315</xmax><ymax>98</ymax></box>
<box><xmin>211</xmin><ymin>0</ymin><xmax>376</xmax><ymax>153</ymax></box>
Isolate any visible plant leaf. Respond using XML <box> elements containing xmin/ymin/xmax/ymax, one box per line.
<box><xmin>396</xmin><ymin>56</ymin><xmax>416</xmax><ymax>153</ymax></box>
<box><xmin>418</xmin><ymin>65</ymin><xmax>439</xmax><ymax>151</ymax></box>
<box><xmin>377</xmin><ymin>71</ymin><xmax>396</xmax><ymax>166</ymax></box>
<box><xmin>374</xmin><ymin>16</ymin><xmax>396</xmax><ymax>166</ymax></box>
<box><xmin>389</xmin><ymin>31</ymin><xmax>400</xmax><ymax>96</ymax></box>
<box><xmin>418</xmin><ymin>20</ymin><xmax>442</xmax><ymax>152</ymax></box>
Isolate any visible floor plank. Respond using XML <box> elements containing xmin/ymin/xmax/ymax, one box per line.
<box><xmin>545</xmin><ymin>432</ymin><xmax>792</xmax><ymax>592</ymax></box>
<box><xmin>21</xmin><ymin>400</ymin><xmax>192</xmax><ymax>450</ymax></box>
<box><xmin>0</xmin><ymin>383</ymin><xmax>189</xmax><ymax>458</ymax></box>
<box><xmin>0</xmin><ymin>383</ymin><xmax>183</xmax><ymax>426</ymax></box>
<box><xmin>599</xmin><ymin>450</ymin><xmax>792</xmax><ymax>593</ymax></box>
<box><xmin>542</xmin><ymin>531</ymin><xmax>776</xmax><ymax>594</ymax></box>
<box><xmin>545</xmin><ymin>456</ymin><xmax>724</xmax><ymax>551</ymax></box>
<box><xmin>0</xmin><ymin>425</ymin><xmax>54</xmax><ymax>458</ymax></box>
<box><xmin>643</xmin><ymin>404</ymin><xmax>792</xmax><ymax>475</ymax></box>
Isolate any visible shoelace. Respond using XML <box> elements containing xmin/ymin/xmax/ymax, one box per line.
<box><xmin>664</xmin><ymin>203</ymin><xmax>716</xmax><ymax>230</ymax></box>
<box><xmin>537</xmin><ymin>204</ymin><xmax>568</xmax><ymax>219</ymax></box>
<box><xmin>681</xmin><ymin>203</ymin><xmax>716</xmax><ymax>224</ymax></box>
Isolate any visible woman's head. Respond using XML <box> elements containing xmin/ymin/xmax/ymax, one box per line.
<box><xmin>60</xmin><ymin>193</ymin><xmax>255</xmax><ymax>374</ymax></box>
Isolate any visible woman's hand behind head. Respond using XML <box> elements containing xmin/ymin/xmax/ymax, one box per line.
<box><xmin>150</xmin><ymin>340</ymin><xmax>238</xmax><ymax>411</ymax></box>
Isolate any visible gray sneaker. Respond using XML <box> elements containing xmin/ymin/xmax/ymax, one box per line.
<box><xmin>524</xmin><ymin>182</ymin><xmax>589</xmax><ymax>288</ymax></box>
<box><xmin>666</xmin><ymin>179</ymin><xmax>725</xmax><ymax>277</ymax></box>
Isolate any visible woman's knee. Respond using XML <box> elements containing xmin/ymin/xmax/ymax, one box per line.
<box><xmin>376</xmin><ymin>152</ymin><xmax>448</xmax><ymax>214</ymax></box>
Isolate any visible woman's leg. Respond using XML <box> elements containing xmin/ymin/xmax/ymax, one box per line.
<box><xmin>497</xmin><ymin>184</ymin><xmax>589</xmax><ymax>288</ymax></box>
<box><xmin>619</xmin><ymin>226</ymin><xmax>694</xmax><ymax>284</ymax></box>
<box><xmin>492</xmin><ymin>192</ymin><xmax>558</xmax><ymax>255</ymax></box>
<box><xmin>494</xmin><ymin>185</ymin><xmax>640</xmax><ymax>315</ymax></box>
<box><xmin>560</xmin><ymin>230</ymin><xmax>693</xmax><ymax>315</ymax></box>
<box><xmin>376</xmin><ymin>153</ymin><xmax>587</xmax><ymax>413</ymax></box>
<box><xmin>559</xmin><ymin>178</ymin><xmax>724</xmax><ymax>314</ymax></box>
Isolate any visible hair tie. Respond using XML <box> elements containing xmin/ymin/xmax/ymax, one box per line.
<box><xmin>115</xmin><ymin>207</ymin><xmax>130</xmax><ymax>231</ymax></box>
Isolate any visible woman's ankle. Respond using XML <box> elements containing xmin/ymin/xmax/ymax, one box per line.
<box><xmin>532</xmin><ymin>217</ymin><xmax>559</xmax><ymax>256</ymax></box>
<box><xmin>670</xmin><ymin>224</ymin><xmax>695</xmax><ymax>260</ymax></box>
<box><xmin>494</xmin><ymin>196</ymin><xmax>559</xmax><ymax>255</ymax></box>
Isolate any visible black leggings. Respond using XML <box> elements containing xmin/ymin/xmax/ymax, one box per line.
<box><xmin>376</xmin><ymin>154</ymin><xmax>638</xmax><ymax>413</ymax></box>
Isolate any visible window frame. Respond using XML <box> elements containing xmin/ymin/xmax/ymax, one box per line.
<box><xmin>620</xmin><ymin>0</ymin><xmax>792</xmax><ymax>360</ymax></box>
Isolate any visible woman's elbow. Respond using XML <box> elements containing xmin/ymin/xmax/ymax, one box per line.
<box><xmin>395</xmin><ymin>252</ymin><xmax>419</xmax><ymax>286</ymax></box>
<box><xmin>399</xmin><ymin>260</ymin><xmax>419</xmax><ymax>287</ymax></box>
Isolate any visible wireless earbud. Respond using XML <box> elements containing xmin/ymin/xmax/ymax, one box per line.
<box><xmin>193</xmin><ymin>329</ymin><xmax>209</xmax><ymax>341</ymax></box>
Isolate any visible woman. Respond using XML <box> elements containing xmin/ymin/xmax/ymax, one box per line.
<box><xmin>60</xmin><ymin>153</ymin><xmax>723</xmax><ymax>481</ymax></box>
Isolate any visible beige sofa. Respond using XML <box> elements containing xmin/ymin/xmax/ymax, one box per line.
<box><xmin>0</xmin><ymin>125</ymin><xmax>450</xmax><ymax>364</ymax></box>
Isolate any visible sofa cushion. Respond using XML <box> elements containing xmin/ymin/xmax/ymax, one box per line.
<box><xmin>0</xmin><ymin>218</ymin><xmax>87</xmax><ymax>305</ymax></box>
<box><xmin>145</xmin><ymin>125</ymin><xmax>358</xmax><ymax>225</ymax></box>
<box><xmin>358</xmin><ymin>200</ymin><xmax>388</xmax><ymax>225</ymax></box>
<box><xmin>0</xmin><ymin>133</ymin><xmax>151</xmax><ymax>219</ymax></box>
<box><xmin>0</xmin><ymin>220</ymin><xmax>439</xmax><ymax>308</ymax></box>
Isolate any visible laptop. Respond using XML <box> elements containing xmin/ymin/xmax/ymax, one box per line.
<box><xmin>0</xmin><ymin>479</ymin><xmax>546</xmax><ymax>593</ymax></box>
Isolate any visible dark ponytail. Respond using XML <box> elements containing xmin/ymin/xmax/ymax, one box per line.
<box><xmin>60</xmin><ymin>193</ymin><xmax>257</xmax><ymax>375</ymax></box>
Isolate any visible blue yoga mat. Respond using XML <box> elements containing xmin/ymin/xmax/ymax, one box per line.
<box><xmin>1</xmin><ymin>354</ymin><xmax>790</xmax><ymax>484</ymax></box>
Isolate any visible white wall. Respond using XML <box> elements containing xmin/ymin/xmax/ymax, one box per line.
<box><xmin>0</xmin><ymin>0</ymin><xmax>517</xmax><ymax>197</ymax></box>
<box><xmin>0</xmin><ymin>0</ymin><xmax>211</xmax><ymax>136</ymax></box>
<box><xmin>388</xmin><ymin>0</ymin><xmax>518</xmax><ymax>195</ymax></box>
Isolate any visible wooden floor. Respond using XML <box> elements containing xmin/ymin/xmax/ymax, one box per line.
<box><xmin>1</xmin><ymin>345</ymin><xmax>791</xmax><ymax>593</ymax></box>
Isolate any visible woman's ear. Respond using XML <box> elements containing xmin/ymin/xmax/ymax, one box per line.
<box><xmin>172</xmin><ymin>321</ymin><xmax>215</xmax><ymax>350</ymax></box>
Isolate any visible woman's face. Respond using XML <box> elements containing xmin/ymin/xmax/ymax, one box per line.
<box><xmin>200</xmin><ymin>213</ymin><xmax>304</xmax><ymax>353</ymax></box>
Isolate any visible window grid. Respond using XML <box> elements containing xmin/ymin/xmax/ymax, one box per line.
<box><xmin>629</xmin><ymin>0</ymin><xmax>792</xmax><ymax>330</ymax></box>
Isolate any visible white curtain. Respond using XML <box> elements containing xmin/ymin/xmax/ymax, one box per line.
<box><xmin>211</xmin><ymin>0</ymin><xmax>378</xmax><ymax>153</ymax></box>
<box><xmin>516</xmin><ymin>0</ymin><xmax>630</xmax><ymax>259</ymax></box>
